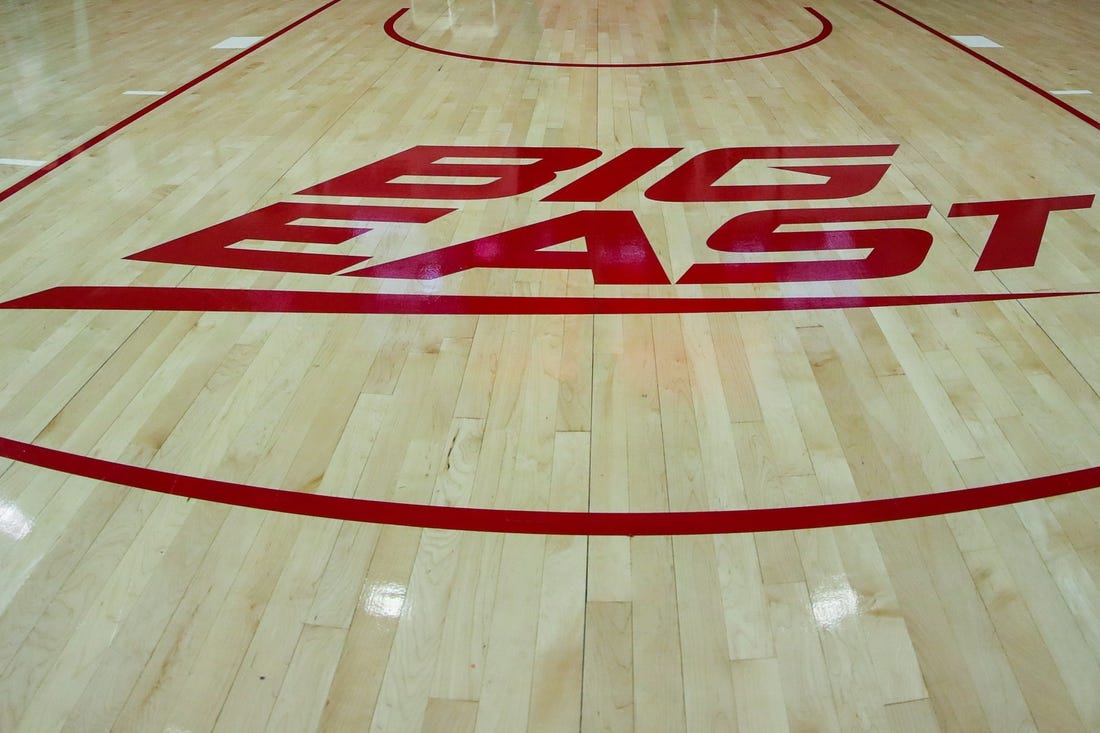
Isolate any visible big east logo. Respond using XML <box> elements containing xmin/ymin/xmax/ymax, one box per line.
<box><xmin>5</xmin><ymin>143</ymin><xmax>1096</xmax><ymax>315</ymax></box>
<box><xmin>126</xmin><ymin>143</ymin><xmax>1093</xmax><ymax>289</ymax></box>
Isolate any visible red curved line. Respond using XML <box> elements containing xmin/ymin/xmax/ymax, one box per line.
<box><xmin>2</xmin><ymin>286</ymin><xmax>1096</xmax><ymax>315</ymax></box>
<box><xmin>384</xmin><ymin>6</ymin><xmax>832</xmax><ymax>69</ymax></box>
<box><xmin>1</xmin><ymin>435</ymin><xmax>1098</xmax><ymax>535</ymax></box>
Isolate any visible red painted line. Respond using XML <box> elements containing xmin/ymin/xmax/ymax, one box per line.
<box><xmin>870</xmin><ymin>0</ymin><xmax>1100</xmax><ymax>132</ymax></box>
<box><xmin>1</xmin><ymin>434</ymin><xmax>1097</xmax><ymax>535</ymax></box>
<box><xmin>0</xmin><ymin>0</ymin><xmax>348</xmax><ymax>206</ymax></box>
<box><xmin>0</xmin><ymin>286</ymin><xmax>1095</xmax><ymax>315</ymax></box>
<box><xmin>384</xmin><ymin>6</ymin><xmax>832</xmax><ymax>69</ymax></box>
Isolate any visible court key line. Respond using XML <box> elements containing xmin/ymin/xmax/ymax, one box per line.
<box><xmin>0</xmin><ymin>0</ymin><xmax>348</xmax><ymax>206</ymax></box>
<box><xmin>384</xmin><ymin>6</ymin><xmax>832</xmax><ymax>68</ymax></box>
<box><xmin>870</xmin><ymin>0</ymin><xmax>1100</xmax><ymax>131</ymax></box>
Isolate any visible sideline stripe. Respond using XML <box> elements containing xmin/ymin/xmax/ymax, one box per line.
<box><xmin>1</xmin><ymin>286</ymin><xmax>1095</xmax><ymax>315</ymax></box>
<box><xmin>0</xmin><ymin>0</ymin><xmax>347</xmax><ymax>206</ymax></box>
<box><xmin>871</xmin><ymin>0</ymin><xmax>1100</xmax><ymax>132</ymax></box>
<box><xmin>385</xmin><ymin>6</ymin><xmax>832</xmax><ymax>69</ymax></box>
<box><xmin>0</xmin><ymin>434</ymin><xmax>1097</xmax><ymax>535</ymax></box>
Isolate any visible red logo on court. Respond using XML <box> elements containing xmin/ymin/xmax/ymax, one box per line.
<box><xmin>128</xmin><ymin>144</ymin><xmax>1092</xmax><ymax>285</ymax></box>
<box><xmin>4</xmin><ymin>144</ymin><xmax>1095</xmax><ymax>314</ymax></box>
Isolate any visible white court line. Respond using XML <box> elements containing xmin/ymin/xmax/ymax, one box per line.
<box><xmin>0</xmin><ymin>158</ymin><xmax>45</xmax><ymax>167</ymax></box>
<box><xmin>123</xmin><ymin>90</ymin><xmax>167</xmax><ymax>96</ymax></box>
<box><xmin>1050</xmin><ymin>89</ymin><xmax>1093</xmax><ymax>96</ymax></box>
<box><xmin>212</xmin><ymin>36</ymin><xmax>264</xmax><ymax>49</ymax></box>
<box><xmin>951</xmin><ymin>35</ymin><xmax>1002</xmax><ymax>48</ymax></box>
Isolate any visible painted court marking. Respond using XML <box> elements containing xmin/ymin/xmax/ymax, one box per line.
<box><xmin>950</xmin><ymin>34</ymin><xmax>1002</xmax><ymax>48</ymax></box>
<box><xmin>0</xmin><ymin>1</ymin><xmax>1098</xmax><ymax>533</ymax></box>
<box><xmin>871</xmin><ymin>0</ymin><xmax>1100</xmax><ymax>131</ymax></box>
<box><xmin>1051</xmin><ymin>89</ymin><xmax>1093</xmax><ymax>96</ymax></box>
<box><xmin>385</xmin><ymin>6</ymin><xmax>832</xmax><ymax>68</ymax></box>
<box><xmin>1</xmin><ymin>435</ymin><xmax>1099</xmax><ymax>535</ymax></box>
<box><xmin>211</xmin><ymin>36</ymin><xmax>265</xmax><ymax>49</ymax></box>
<box><xmin>0</xmin><ymin>158</ymin><xmax>45</xmax><ymax>167</ymax></box>
<box><xmin>123</xmin><ymin>90</ymin><xmax>168</xmax><ymax>96</ymax></box>
<box><xmin>0</xmin><ymin>0</ymin><xmax>348</xmax><ymax>206</ymax></box>
<box><xmin>3</xmin><ymin>287</ymin><xmax>1096</xmax><ymax>316</ymax></box>
<box><xmin>2</xmin><ymin>0</ymin><xmax>1095</xmax><ymax>205</ymax></box>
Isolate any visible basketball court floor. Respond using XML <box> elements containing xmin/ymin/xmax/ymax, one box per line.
<box><xmin>1</xmin><ymin>0</ymin><xmax>1099</xmax><ymax>730</ymax></box>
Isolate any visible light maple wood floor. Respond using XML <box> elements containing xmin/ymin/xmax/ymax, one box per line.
<box><xmin>1</xmin><ymin>0</ymin><xmax>1099</xmax><ymax>731</ymax></box>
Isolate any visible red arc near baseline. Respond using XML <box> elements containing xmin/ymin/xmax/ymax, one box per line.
<box><xmin>384</xmin><ymin>6</ymin><xmax>832</xmax><ymax>68</ymax></box>
<box><xmin>0</xmin><ymin>435</ymin><xmax>1098</xmax><ymax>535</ymax></box>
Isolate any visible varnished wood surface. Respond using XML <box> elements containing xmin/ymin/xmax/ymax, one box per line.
<box><xmin>1</xmin><ymin>0</ymin><xmax>1098</xmax><ymax>730</ymax></box>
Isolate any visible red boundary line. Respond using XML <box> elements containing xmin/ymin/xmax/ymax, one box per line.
<box><xmin>1</xmin><ymin>435</ymin><xmax>1098</xmax><ymax>535</ymax></box>
<box><xmin>870</xmin><ymin>0</ymin><xmax>1100</xmax><ymax>131</ymax></box>
<box><xmin>1</xmin><ymin>286</ymin><xmax>1096</xmax><ymax>315</ymax></box>
<box><xmin>384</xmin><ymin>6</ymin><xmax>832</xmax><ymax>68</ymax></box>
<box><xmin>0</xmin><ymin>0</ymin><xmax>348</xmax><ymax>206</ymax></box>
